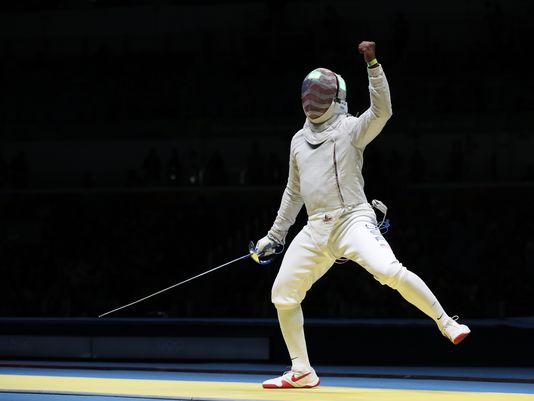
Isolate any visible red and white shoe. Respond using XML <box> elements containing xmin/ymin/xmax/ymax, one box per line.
<box><xmin>262</xmin><ymin>369</ymin><xmax>320</xmax><ymax>389</ymax></box>
<box><xmin>440</xmin><ymin>315</ymin><xmax>471</xmax><ymax>345</ymax></box>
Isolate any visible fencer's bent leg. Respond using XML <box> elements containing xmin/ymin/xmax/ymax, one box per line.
<box><xmin>272</xmin><ymin>227</ymin><xmax>335</xmax><ymax>372</ymax></box>
<box><xmin>277</xmin><ymin>306</ymin><xmax>309</xmax><ymax>372</ymax></box>
<box><xmin>272</xmin><ymin>226</ymin><xmax>335</xmax><ymax>309</ymax></box>
<box><xmin>336</xmin><ymin>215</ymin><xmax>445</xmax><ymax>323</ymax></box>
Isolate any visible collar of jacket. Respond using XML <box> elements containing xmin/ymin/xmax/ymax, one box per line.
<box><xmin>302</xmin><ymin>113</ymin><xmax>345</xmax><ymax>145</ymax></box>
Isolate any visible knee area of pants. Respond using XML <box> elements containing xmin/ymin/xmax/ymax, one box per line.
<box><xmin>272</xmin><ymin>282</ymin><xmax>301</xmax><ymax>305</ymax></box>
<box><xmin>273</xmin><ymin>302</ymin><xmax>300</xmax><ymax>311</ymax></box>
<box><xmin>375</xmin><ymin>261</ymin><xmax>407</xmax><ymax>288</ymax></box>
<box><xmin>272</xmin><ymin>287</ymin><xmax>303</xmax><ymax>309</ymax></box>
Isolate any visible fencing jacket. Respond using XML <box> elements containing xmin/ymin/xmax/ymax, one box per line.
<box><xmin>268</xmin><ymin>65</ymin><xmax>392</xmax><ymax>245</ymax></box>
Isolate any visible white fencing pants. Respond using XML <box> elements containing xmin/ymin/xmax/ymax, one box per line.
<box><xmin>271</xmin><ymin>205</ymin><xmax>446</xmax><ymax>370</ymax></box>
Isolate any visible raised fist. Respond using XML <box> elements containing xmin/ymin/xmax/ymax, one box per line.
<box><xmin>358</xmin><ymin>41</ymin><xmax>376</xmax><ymax>63</ymax></box>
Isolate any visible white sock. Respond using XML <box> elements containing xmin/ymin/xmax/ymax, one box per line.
<box><xmin>394</xmin><ymin>268</ymin><xmax>447</xmax><ymax>325</ymax></box>
<box><xmin>276</xmin><ymin>305</ymin><xmax>312</xmax><ymax>373</ymax></box>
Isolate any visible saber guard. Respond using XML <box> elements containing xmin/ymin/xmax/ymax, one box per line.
<box><xmin>249</xmin><ymin>240</ymin><xmax>284</xmax><ymax>265</ymax></box>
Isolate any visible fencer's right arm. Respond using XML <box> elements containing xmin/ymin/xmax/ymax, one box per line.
<box><xmin>351</xmin><ymin>41</ymin><xmax>393</xmax><ymax>148</ymax></box>
<box><xmin>265</xmin><ymin>139</ymin><xmax>304</xmax><ymax>246</ymax></box>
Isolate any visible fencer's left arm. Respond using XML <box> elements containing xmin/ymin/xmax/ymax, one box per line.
<box><xmin>351</xmin><ymin>42</ymin><xmax>393</xmax><ymax>148</ymax></box>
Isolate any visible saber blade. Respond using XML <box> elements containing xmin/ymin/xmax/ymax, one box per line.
<box><xmin>98</xmin><ymin>253</ymin><xmax>251</xmax><ymax>318</ymax></box>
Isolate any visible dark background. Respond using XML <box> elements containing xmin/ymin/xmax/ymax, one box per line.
<box><xmin>0</xmin><ymin>0</ymin><xmax>533</xmax><ymax>321</ymax></box>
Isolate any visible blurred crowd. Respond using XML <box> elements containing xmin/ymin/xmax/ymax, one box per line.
<box><xmin>1</xmin><ymin>178</ymin><xmax>533</xmax><ymax>319</ymax></box>
<box><xmin>2</xmin><ymin>133</ymin><xmax>534</xmax><ymax>190</ymax></box>
<box><xmin>0</xmin><ymin>151</ymin><xmax>29</xmax><ymax>188</ymax></box>
<box><xmin>1</xmin><ymin>0</ymin><xmax>533</xmax><ymax>319</ymax></box>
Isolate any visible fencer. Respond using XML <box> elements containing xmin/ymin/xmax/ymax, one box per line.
<box><xmin>255</xmin><ymin>41</ymin><xmax>471</xmax><ymax>389</ymax></box>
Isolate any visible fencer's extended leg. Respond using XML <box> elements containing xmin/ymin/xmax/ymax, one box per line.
<box><xmin>336</xmin><ymin>214</ymin><xmax>470</xmax><ymax>344</ymax></box>
<box><xmin>384</xmin><ymin>262</ymin><xmax>445</xmax><ymax>322</ymax></box>
<box><xmin>363</xmin><ymin>255</ymin><xmax>471</xmax><ymax>344</ymax></box>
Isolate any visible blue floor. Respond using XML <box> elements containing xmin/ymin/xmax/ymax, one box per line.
<box><xmin>3</xmin><ymin>360</ymin><xmax>534</xmax><ymax>379</ymax></box>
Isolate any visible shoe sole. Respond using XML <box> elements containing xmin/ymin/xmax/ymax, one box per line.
<box><xmin>263</xmin><ymin>379</ymin><xmax>320</xmax><ymax>389</ymax></box>
<box><xmin>453</xmin><ymin>331</ymin><xmax>470</xmax><ymax>345</ymax></box>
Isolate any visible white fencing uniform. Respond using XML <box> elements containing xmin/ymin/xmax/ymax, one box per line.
<box><xmin>261</xmin><ymin>64</ymin><xmax>470</xmax><ymax>379</ymax></box>
<box><xmin>268</xmin><ymin>65</ymin><xmax>445</xmax><ymax>320</ymax></box>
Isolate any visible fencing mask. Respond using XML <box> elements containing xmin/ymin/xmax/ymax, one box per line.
<box><xmin>301</xmin><ymin>67</ymin><xmax>347</xmax><ymax>124</ymax></box>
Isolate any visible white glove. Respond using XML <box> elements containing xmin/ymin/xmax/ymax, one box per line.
<box><xmin>255</xmin><ymin>235</ymin><xmax>280</xmax><ymax>257</ymax></box>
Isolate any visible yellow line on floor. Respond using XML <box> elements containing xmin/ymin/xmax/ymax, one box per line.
<box><xmin>0</xmin><ymin>375</ymin><xmax>533</xmax><ymax>401</ymax></box>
